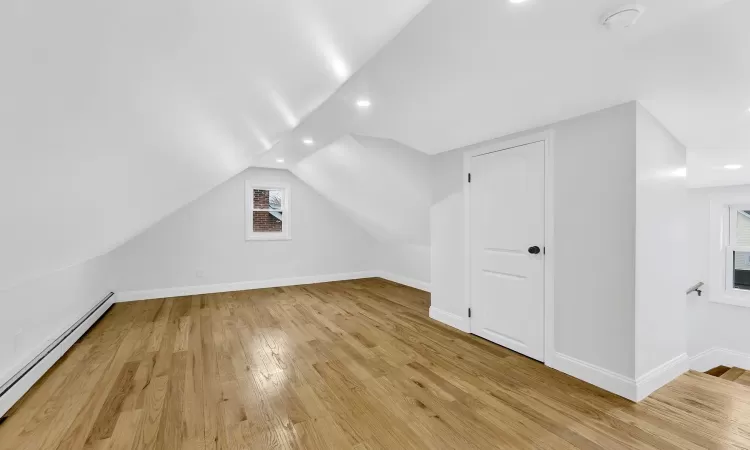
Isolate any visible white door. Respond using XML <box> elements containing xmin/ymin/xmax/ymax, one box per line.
<box><xmin>469</xmin><ymin>141</ymin><xmax>545</xmax><ymax>361</ymax></box>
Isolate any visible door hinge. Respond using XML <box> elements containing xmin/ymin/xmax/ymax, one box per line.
<box><xmin>468</xmin><ymin>308</ymin><xmax>471</xmax><ymax>318</ymax></box>
<box><xmin>468</xmin><ymin>173</ymin><xmax>471</xmax><ymax>183</ymax></box>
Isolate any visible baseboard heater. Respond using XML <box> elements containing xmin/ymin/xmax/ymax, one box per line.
<box><xmin>0</xmin><ymin>292</ymin><xmax>114</xmax><ymax>419</ymax></box>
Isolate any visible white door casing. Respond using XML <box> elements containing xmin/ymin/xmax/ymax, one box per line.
<box><xmin>468</xmin><ymin>140</ymin><xmax>545</xmax><ymax>361</ymax></box>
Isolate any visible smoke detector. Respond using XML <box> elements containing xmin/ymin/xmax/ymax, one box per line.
<box><xmin>601</xmin><ymin>4</ymin><xmax>645</xmax><ymax>30</ymax></box>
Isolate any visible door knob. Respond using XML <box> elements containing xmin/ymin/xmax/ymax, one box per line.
<box><xmin>528</xmin><ymin>246</ymin><xmax>541</xmax><ymax>255</ymax></box>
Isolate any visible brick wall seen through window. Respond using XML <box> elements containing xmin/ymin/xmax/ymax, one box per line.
<box><xmin>252</xmin><ymin>189</ymin><xmax>283</xmax><ymax>232</ymax></box>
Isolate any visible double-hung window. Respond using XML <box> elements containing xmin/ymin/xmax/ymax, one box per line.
<box><xmin>710</xmin><ymin>198</ymin><xmax>750</xmax><ymax>307</ymax></box>
<box><xmin>726</xmin><ymin>206</ymin><xmax>750</xmax><ymax>293</ymax></box>
<box><xmin>245</xmin><ymin>182</ymin><xmax>291</xmax><ymax>240</ymax></box>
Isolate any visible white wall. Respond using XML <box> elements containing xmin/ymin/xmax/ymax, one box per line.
<box><xmin>376</xmin><ymin>243</ymin><xmax>431</xmax><ymax>291</ymax></box>
<box><xmin>688</xmin><ymin>184</ymin><xmax>750</xmax><ymax>358</ymax></box>
<box><xmin>0</xmin><ymin>253</ymin><xmax>116</xmax><ymax>387</ymax></box>
<box><xmin>431</xmin><ymin>153</ymin><xmax>465</xmax><ymax>321</ymax></box>
<box><xmin>552</xmin><ymin>103</ymin><xmax>637</xmax><ymax>378</ymax></box>
<box><xmin>293</xmin><ymin>134</ymin><xmax>432</xmax><ymax>288</ymax></box>
<box><xmin>634</xmin><ymin>105</ymin><xmax>688</xmax><ymax>379</ymax></box>
<box><xmin>431</xmin><ymin>102</ymin><xmax>637</xmax><ymax>378</ymax></box>
<box><xmin>112</xmin><ymin>168</ymin><xmax>377</xmax><ymax>295</ymax></box>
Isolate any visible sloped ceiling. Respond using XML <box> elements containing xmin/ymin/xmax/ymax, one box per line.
<box><xmin>0</xmin><ymin>0</ymin><xmax>429</xmax><ymax>288</ymax></box>
<box><xmin>4</xmin><ymin>0</ymin><xmax>747</xmax><ymax>291</ymax></box>
<box><xmin>638</xmin><ymin>0</ymin><xmax>750</xmax><ymax>152</ymax></box>
<box><xmin>639</xmin><ymin>0</ymin><xmax>750</xmax><ymax>187</ymax></box>
<box><xmin>292</xmin><ymin>135</ymin><xmax>431</xmax><ymax>246</ymax></box>
<box><xmin>253</xmin><ymin>0</ymin><xmax>747</xmax><ymax>250</ymax></box>
<box><xmin>255</xmin><ymin>0</ymin><xmax>741</xmax><ymax>165</ymax></box>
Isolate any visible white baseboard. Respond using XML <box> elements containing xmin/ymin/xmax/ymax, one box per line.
<box><xmin>690</xmin><ymin>347</ymin><xmax>750</xmax><ymax>372</ymax></box>
<box><xmin>546</xmin><ymin>351</ymin><xmax>689</xmax><ymax>402</ymax></box>
<box><xmin>546</xmin><ymin>352</ymin><xmax>637</xmax><ymax>401</ymax></box>
<box><xmin>635</xmin><ymin>353</ymin><xmax>689</xmax><ymax>401</ymax></box>
<box><xmin>375</xmin><ymin>271</ymin><xmax>431</xmax><ymax>293</ymax></box>
<box><xmin>0</xmin><ymin>294</ymin><xmax>114</xmax><ymax>418</ymax></box>
<box><xmin>428</xmin><ymin>307</ymin><xmax>469</xmax><ymax>332</ymax></box>
<box><xmin>116</xmin><ymin>271</ymin><xmax>382</xmax><ymax>302</ymax></box>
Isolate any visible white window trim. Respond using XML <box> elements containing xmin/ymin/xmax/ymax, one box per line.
<box><xmin>245</xmin><ymin>181</ymin><xmax>292</xmax><ymax>241</ymax></box>
<box><xmin>709</xmin><ymin>196</ymin><xmax>750</xmax><ymax>307</ymax></box>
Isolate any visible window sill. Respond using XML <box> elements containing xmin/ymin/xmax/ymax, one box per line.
<box><xmin>708</xmin><ymin>290</ymin><xmax>750</xmax><ymax>308</ymax></box>
<box><xmin>245</xmin><ymin>235</ymin><xmax>292</xmax><ymax>241</ymax></box>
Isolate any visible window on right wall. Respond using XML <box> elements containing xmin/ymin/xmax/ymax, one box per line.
<box><xmin>728</xmin><ymin>207</ymin><xmax>750</xmax><ymax>292</ymax></box>
<box><xmin>711</xmin><ymin>200</ymin><xmax>750</xmax><ymax>307</ymax></box>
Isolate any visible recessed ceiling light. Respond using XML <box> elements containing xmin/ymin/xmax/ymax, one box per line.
<box><xmin>356</xmin><ymin>99</ymin><xmax>371</xmax><ymax>108</ymax></box>
<box><xmin>509</xmin><ymin>0</ymin><xmax>528</xmax><ymax>3</ymax></box>
<box><xmin>302</xmin><ymin>138</ymin><xmax>314</xmax><ymax>145</ymax></box>
<box><xmin>724</xmin><ymin>164</ymin><xmax>743</xmax><ymax>170</ymax></box>
<box><xmin>276</xmin><ymin>158</ymin><xmax>285</xmax><ymax>163</ymax></box>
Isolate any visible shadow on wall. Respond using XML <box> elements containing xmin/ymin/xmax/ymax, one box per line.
<box><xmin>292</xmin><ymin>134</ymin><xmax>432</xmax><ymax>284</ymax></box>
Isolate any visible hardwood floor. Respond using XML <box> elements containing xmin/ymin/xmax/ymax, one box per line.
<box><xmin>3</xmin><ymin>278</ymin><xmax>750</xmax><ymax>449</ymax></box>
<box><xmin>706</xmin><ymin>365</ymin><xmax>750</xmax><ymax>386</ymax></box>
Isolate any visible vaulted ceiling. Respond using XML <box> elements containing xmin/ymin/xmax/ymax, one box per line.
<box><xmin>0</xmin><ymin>0</ymin><xmax>428</xmax><ymax>288</ymax></box>
<box><xmin>3</xmin><ymin>0</ymin><xmax>748</xmax><ymax>288</ymax></box>
<box><xmin>256</xmin><ymin>0</ymin><xmax>748</xmax><ymax>249</ymax></box>
<box><xmin>256</xmin><ymin>0</ymin><xmax>745</xmax><ymax>162</ymax></box>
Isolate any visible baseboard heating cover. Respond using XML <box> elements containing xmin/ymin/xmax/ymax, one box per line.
<box><xmin>0</xmin><ymin>292</ymin><xmax>114</xmax><ymax>418</ymax></box>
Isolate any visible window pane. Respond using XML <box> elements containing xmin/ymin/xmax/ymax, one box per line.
<box><xmin>253</xmin><ymin>211</ymin><xmax>283</xmax><ymax>233</ymax></box>
<box><xmin>737</xmin><ymin>210</ymin><xmax>750</xmax><ymax>246</ymax></box>
<box><xmin>253</xmin><ymin>189</ymin><xmax>284</xmax><ymax>210</ymax></box>
<box><xmin>734</xmin><ymin>250</ymin><xmax>750</xmax><ymax>291</ymax></box>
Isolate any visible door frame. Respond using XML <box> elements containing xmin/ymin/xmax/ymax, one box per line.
<box><xmin>463</xmin><ymin>130</ymin><xmax>555</xmax><ymax>362</ymax></box>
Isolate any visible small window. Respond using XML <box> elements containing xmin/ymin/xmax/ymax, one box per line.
<box><xmin>245</xmin><ymin>182</ymin><xmax>291</xmax><ymax>240</ymax></box>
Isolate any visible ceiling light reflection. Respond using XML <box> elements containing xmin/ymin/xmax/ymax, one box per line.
<box><xmin>330</xmin><ymin>58</ymin><xmax>349</xmax><ymax>80</ymax></box>
<box><xmin>267</xmin><ymin>87</ymin><xmax>299</xmax><ymax>128</ymax></box>
<box><xmin>671</xmin><ymin>167</ymin><xmax>687</xmax><ymax>177</ymax></box>
<box><xmin>306</xmin><ymin>19</ymin><xmax>350</xmax><ymax>82</ymax></box>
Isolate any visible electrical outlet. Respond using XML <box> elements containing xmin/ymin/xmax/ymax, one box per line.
<box><xmin>196</xmin><ymin>270</ymin><xmax>204</xmax><ymax>279</ymax></box>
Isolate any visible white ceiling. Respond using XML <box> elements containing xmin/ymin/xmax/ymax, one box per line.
<box><xmin>0</xmin><ymin>0</ymin><xmax>429</xmax><ymax>288</ymax></box>
<box><xmin>638</xmin><ymin>0</ymin><xmax>750</xmax><ymax>152</ymax></box>
<box><xmin>688</xmin><ymin>148</ymin><xmax>750</xmax><ymax>188</ymax></box>
<box><xmin>4</xmin><ymin>0</ymin><xmax>749</xmax><ymax>288</ymax></box>
<box><xmin>257</xmin><ymin>0</ymin><xmax>746</xmax><ymax>171</ymax></box>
